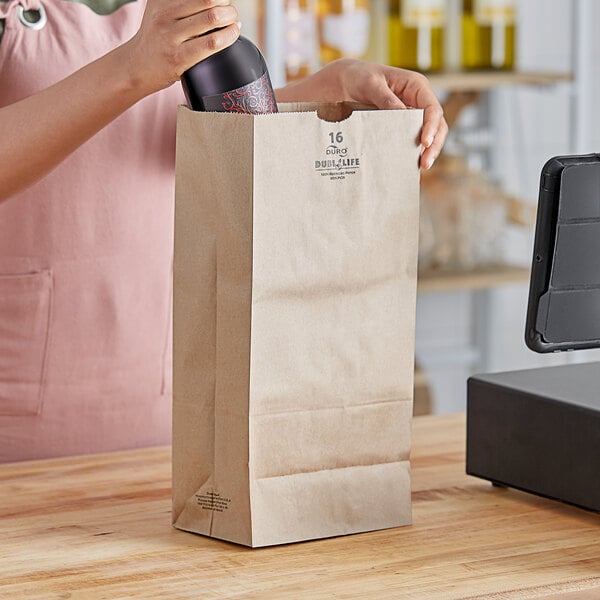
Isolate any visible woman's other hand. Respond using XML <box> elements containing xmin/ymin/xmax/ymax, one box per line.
<box><xmin>277</xmin><ymin>59</ymin><xmax>447</xmax><ymax>170</ymax></box>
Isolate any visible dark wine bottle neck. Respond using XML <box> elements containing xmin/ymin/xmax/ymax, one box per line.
<box><xmin>182</xmin><ymin>36</ymin><xmax>267</xmax><ymax>98</ymax></box>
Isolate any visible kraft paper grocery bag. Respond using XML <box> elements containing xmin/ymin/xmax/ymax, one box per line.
<box><xmin>172</xmin><ymin>102</ymin><xmax>422</xmax><ymax>547</ymax></box>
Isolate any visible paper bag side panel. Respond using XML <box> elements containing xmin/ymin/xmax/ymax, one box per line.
<box><xmin>172</xmin><ymin>108</ymin><xmax>254</xmax><ymax>546</ymax></box>
<box><xmin>173</xmin><ymin>106</ymin><xmax>217</xmax><ymax>527</ymax></box>
<box><xmin>208</xmin><ymin>117</ymin><xmax>256</xmax><ymax>546</ymax></box>
<box><xmin>248</xmin><ymin>109</ymin><xmax>421</xmax><ymax>545</ymax></box>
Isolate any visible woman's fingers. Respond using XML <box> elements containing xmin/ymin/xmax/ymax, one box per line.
<box><xmin>368</xmin><ymin>68</ymin><xmax>448</xmax><ymax>169</ymax></box>
<box><xmin>169</xmin><ymin>0</ymin><xmax>231</xmax><ymax>21</ymax></box>
<box><xmin>124</xmin><ymin>0</ymin><xmax>240</xmax><ymax>93</ymax></box>
<box><xmin>420</xmin><ymin>115</ymin><xmax>448</xmax><ymax>170</ymax></box>
<box><xmin>175</xmin><ymin>3</ymin><xmax>238</xmax><ymax>43</ymax></box>
<box><xmin>180</xmin><ymin>22</ymin><xmax>240</xmax><ymax>69</ymax></box>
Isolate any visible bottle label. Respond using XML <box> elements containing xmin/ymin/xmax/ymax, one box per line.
<box><xmin>402</xmin><ymin>0</ymin><xmax>446</xmax><ymax>27</ymax></box>
<box><xmin>202</xmin><ymin>72</ymin><xmax>278</xmax><ymax>114</ymax></box>
<box><xmin>474</xmin><ymin>0</ymin><xmax>516</xmax><ymax>26</ymax></box>
<box><xmin>321</xmin><ymin>9</ymin><xmax>370</xmax><ymax>57</ymax></box>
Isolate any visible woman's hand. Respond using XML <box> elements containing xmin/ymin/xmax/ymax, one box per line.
<box><xmin>121</xmin><ymin>0</ymin><xmax>240</xmax><ymax>96</ymax></box>
<box><xmin>277</xmin><ymin>59</ymin><xmax>447</xmax><ymax>170</ymax></box>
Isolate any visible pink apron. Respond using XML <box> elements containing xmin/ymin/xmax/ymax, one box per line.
<box><xmin>0</xmin><ymin>0</ymin><xmax>185</xmax><ymax>461</ymax></box>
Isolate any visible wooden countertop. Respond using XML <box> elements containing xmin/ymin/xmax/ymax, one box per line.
<box><xmin>1</xmin><ymin>414</ymin><xmax>598</xmax><ymax>599</ymax></box>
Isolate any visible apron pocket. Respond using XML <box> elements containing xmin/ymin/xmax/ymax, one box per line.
<box><xmin>0</xmin><ymin>270</ymin><xmax>53</xmax><ymax>416</ymax></box>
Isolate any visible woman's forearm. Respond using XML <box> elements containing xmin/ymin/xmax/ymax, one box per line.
<box><xmin>0</xmin><ymin>46</ymin><xmax>147</xmax><ymax>202</ymax></box>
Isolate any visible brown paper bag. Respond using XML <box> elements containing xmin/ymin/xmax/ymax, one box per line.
<box><xmin>172</xmin><ymin>102</ymin><xmax>422</xmax><ymax>547</ymax></box>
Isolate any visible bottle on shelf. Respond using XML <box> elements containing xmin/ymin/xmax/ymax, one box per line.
<box><xmin>388</xmin><ymin>0</ymin><xmax>446</xmax><ymax>72</ymax></box>
<box><xmin>285</xmin><ymin>0</ymin><xmax>318</xmax><ymax>82</ymax></box>
<box><xmin>317</xmin><ymin>0</ymin><xmax>371</xmax><ymax>64</ymax></box>
<box><xmin>181</xmin><ymin>36</ymin><xmax>278</xmax><ymax>114</ymax></box>
<box><xmin>462</xmin><ymin>0</ymin><xmax>516</xmax><ymax>70</ymax></box>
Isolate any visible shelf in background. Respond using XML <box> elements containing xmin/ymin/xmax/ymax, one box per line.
<box><xmin>428</xmin><ymin>70</ymin><xmax>572</xmax><ymax>92</ymax></box>
<box><xmin>418</xmin><ymin>265</ymin><xmax>531</xmax><ymax>293</ymax></box>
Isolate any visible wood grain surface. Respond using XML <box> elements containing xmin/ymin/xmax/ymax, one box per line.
<box><xmin>1</xmin><ymin>414</ymin><xmax>598</xmax><ymax>599</ymax></box>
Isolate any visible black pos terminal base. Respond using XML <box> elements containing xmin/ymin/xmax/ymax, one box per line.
<box><xmin>466</xmin><ymin>154</ymin><xmax>600</xmax><ymax>513</ymax></box>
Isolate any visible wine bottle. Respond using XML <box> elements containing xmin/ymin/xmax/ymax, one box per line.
<box><xmin>181</xmin><ymin>35</ymin><xmax>278</xmax><ymax>114</ymax></box>
<box><xmin>285</xmin><ymin>0</ymin><xmax>318</xmax><ymax>82</ymax></box>
<box><xmin>462</xmin><ymin>0</ymin><xmax>515</xmax><ymax>70</ymax></box>
<box><xmin>388</xmin><ymin>0</ymin><xmax>446</xmax><ymax>72</ymax></box>
<box><xmin>317</xmin><ymin>0</ymin><xmax>371</xmax><ymax>64</ymax></box>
